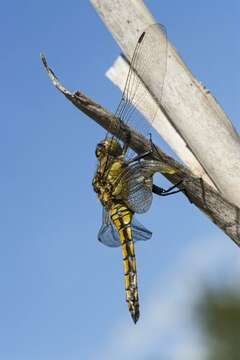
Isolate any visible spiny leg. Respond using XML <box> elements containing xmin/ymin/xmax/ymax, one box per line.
<box><xmin>111</xmin><ymin>203</ymin><xmax>140</xmax><ymax>323</ymax></box>
<box><xmin>152</xmin><ymin>180</ymin><xmax>183</xmax><ymax>196</ymax></box>
<box><xmin>148</xmin><ymin>132</ymin><xmax>163</xmax><ymax>160</ymax></box>
<box><xmin>127</xmin><ymin>133</ymin><xmax>154</xmax><ymax>164</ymax></box>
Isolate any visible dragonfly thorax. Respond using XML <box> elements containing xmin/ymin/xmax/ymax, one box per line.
<box><xmin>93</xmin><ymin>139</ymin><xmax>126</xmax><ymax>210</ymax></box>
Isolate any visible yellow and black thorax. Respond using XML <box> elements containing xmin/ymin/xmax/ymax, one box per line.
<box><xmin>92</xmin><ymin>139</ymin><xmax>127</xmax><ymax>209</ymax></box>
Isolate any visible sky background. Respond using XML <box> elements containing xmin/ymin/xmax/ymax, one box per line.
<box><xmin>0</xmin><ymin>1</ymin><xmax>239</xmax><ymax>359</ymax></box>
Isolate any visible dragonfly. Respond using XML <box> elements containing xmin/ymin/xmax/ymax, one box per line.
<box><xmin>92</xmin><ymin>24</ymin><xmax>182</xmax><ymax>323</ymax></box>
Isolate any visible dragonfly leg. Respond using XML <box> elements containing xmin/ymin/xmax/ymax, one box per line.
<box><xmin>126</xmin><ymin>133</ymin><xmax>155</xmax><ymax>164</ymax></box>
<box><xmin>152</xmin><ymin>180</ymin><xmax>183</xmax><ymax>196</ymax></box>
<box><xmin>148</xmin><ymin>133</ymin><xmax>169</xmax><ymax>161</ymax></box>
<box><xmin>153</xmin><ymin>181</ymin><xmax>193</xmax><ymax>203</ymax></box>
<box><xmin>126</xmin><ymin>150</ymin><xmax>152</xmax><ymax>164</ymax></box>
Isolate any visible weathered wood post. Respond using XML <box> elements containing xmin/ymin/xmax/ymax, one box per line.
<box><xmin>91</xmin><ymin>0</ymin><xmax>240</xmax><ymax>208</ymax></box>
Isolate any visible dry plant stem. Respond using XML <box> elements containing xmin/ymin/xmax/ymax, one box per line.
<box><xmin>40</xmin><ymin>54</ymin><xmax>240</xmax><ymax>246</ymax></box>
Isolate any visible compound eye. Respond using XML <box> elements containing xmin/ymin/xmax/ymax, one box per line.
<box><xmin>95</xmin><ymin>148</ymin><xmax>100</xmax><ymax>158</ymax></box>
<box><xmin>95</xmin><ymin>144</ymin><xmax>104</xmax><ymax>158</ymax></box>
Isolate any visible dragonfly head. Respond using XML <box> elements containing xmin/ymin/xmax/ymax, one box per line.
<box><xmin>95</xmin><ymin>139</ymin><xmax>123</xmax><ymax>159</ymax></box>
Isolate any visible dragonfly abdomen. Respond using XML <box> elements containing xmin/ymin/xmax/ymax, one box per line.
<box><xmin>111</xmin><ymin>203</ymin><xmax>140</xmax><ymax>323</ymax></box>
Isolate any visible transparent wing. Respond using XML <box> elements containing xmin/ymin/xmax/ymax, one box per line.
<box><xmin>98</xmin><ymin>219</ymin><xmax>121</xmax><ymax>247</ymax></box>
<box><xmin>98</xmin><ymin>208</ymin><xmax>152</xmax><ymax>247</ymax></box>
<box><xmin>115</xmin><ymin>160</ymin><xmax>177</xmax><ymax>214</ymax></box>
<box><xmin>120</xmin><ymin>162</ymin><xmax>153</xmax><ymax>214</ymax></box>
<box><xmin>108</xmin><ymin>23</ymin><xmax>168</xmax><ymax>158</ymax></box>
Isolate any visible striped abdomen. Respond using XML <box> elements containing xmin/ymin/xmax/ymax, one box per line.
<box><xmin>111</xmin><ymin>203</ymin><xmax>139</xmax><ymax>323</ymax></box>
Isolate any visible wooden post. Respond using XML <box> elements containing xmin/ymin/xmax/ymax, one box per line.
<box><xmin>91</xmin><ymin>0</ymin><xmax>240</xmax><ymax>208</ymax></box>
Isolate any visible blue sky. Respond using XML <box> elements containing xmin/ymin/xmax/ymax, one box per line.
<box><xmin>0</xmin><ymin>1</ymin><xmax>239</xmax><ymax>359</ymax></box>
